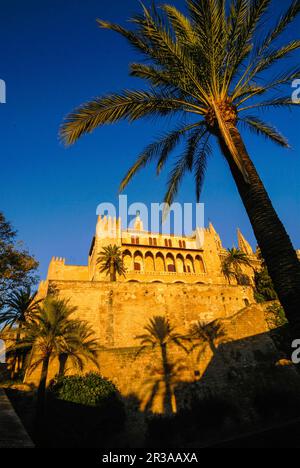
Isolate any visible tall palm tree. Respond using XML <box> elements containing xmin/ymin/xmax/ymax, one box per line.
<box><xmin>97</xmin><ymin>244</ymin><xmax>126</xmax><ymax>282</ymax></box>
<box><xmin>136</xmin><ymin>315</ymin><xmax>185</xmax><ymax>413</ymax></box>
<box><xmin>8</xmin><ymin>297</ymin><xmax>99</xmax><ymax>419</ymax></box>
<box><xmin>222</xmin><ymin>247</ymin><xmax>253</xmax><ymax>284</ymax></box>
<box><xmin>60</xmin><ymin>0</ymin><xmax>300</xmax><ymax>335</ymax></box>
<box><xmin>0</xmin><ymin>286</ymin><xmax>40</xmax><ymax>377</ymax></box>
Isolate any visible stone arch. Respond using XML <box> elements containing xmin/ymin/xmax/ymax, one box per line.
<box><xmin>155</xmin><ymin>252</ymin><xmax>165</xmax><ymax>272</ymax></box>
<box><xmin>174</xmin><ymin>280</ymin><xmax>185</xmax><ymax>284</ymax></box>
<box><xmin>185</xmin><ymin>254</ymin><xmax>195</xmax><ymax>273</ymax></box>
<box><xmin>133</xmin><ymin>250</ymin><xmax>143</xmax><ymax>271</ymax></box>
<box><xmin>123</xmin><ymin>249</ymin><xmax>132</xmax><ymax>271</ymax></box>
<box><xmin>151</xmin><ymin>280</ymin><xmax>163</xmax><ymax>283</ymax></box>
<box><xmin>145</xmin><ymin>251</ymin><xmax>155</xmax><ymax>272</ymax></box>
<box><xmin>194</xmin><ymin>255</ymin><xmax>205</xmax><ymax>274</ymax></box>
<box><xmin>166</xmin><ymin>253</ymin><xmax>176</xmax><ymax>272</ymax></box>
<box><xmin>176</xmin><ymin>254</ymin><xmax>185</xmax><ymax>273</ymax></box>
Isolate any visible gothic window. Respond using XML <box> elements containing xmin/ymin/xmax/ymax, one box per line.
<box><xmin>149</xmin><ymin>237</ymin><xmax>153</xmax><ymax>246</ymax></box>
<box><xmin>153</xmin><ymin>238</ymin><xmax>157</xmax><ymax>246</ymax></box>
<box><xmin>168</xmin><ymin>239</ymin><xmax>172</xmax><ymax>247</ymax></box>
<box><xmin>164</xmin><ymin>239</ymin><xmax>168</xmax><ymax>247</ymax></box>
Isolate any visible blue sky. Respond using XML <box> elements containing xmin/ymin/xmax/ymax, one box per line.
<box><xmin>0</xmin><ymin>0</ymin><xmax>299</xmax><ymax>281</ymax></box>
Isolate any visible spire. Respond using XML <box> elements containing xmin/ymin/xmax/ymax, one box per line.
<box><xmin>237</xmin><ymin>229</ymin><xmax>253</xmax><ymax>255</ymax></box>
<box><xmin>134</xmin><ymin>210</ymin><xmax>143</xmax><ymax>231</ymax></box>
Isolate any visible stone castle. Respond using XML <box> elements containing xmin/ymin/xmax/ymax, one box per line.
<box><xmin>29</xmin><ymin>212</ymin><xmax>283</xmax><ymax>412</ymax></box>
<box><xmin>40</xmin><ymin>212</ymin><xmax>259</xmax><ymax>288</ymax></box>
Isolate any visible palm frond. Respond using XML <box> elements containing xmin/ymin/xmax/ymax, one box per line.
<box><xmin>119</xmin><ymin>122</ymin><xmax>205</xmax><ymax>192</ymax></box>
<box><xmin>60</xmin><ymin>90</ymin><xmax>190</xmax><ymax>146</ymax></box>
<box><xmin>258</xmin><ymin>0</ymin><xmax>300</xmax><ymax>53</ymax></box>
<box><xmin>194</xmin><ymin>133</ymin><xmax>212</xmax><ymax>201</ymax></box>
<box><xmin>163</xmin><ymin>128</ymin><xmax>208</xmax><ymax>206</ymax></box>
<box><xmin>239</xmin><ymin>96</ymin><xmax>300</xmax><ymax>112</ymax></box>
<box><xmin>239</xmin><ymin>116</ymin><xmax>290</xmax><ymax>148</ymax></box>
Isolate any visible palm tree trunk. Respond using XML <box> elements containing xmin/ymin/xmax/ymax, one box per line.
<box><xmin>160</xmin><ymin>344</ymin><xmax>173</xmax><ymax>414</ymax></box>
<box><xmin>110</xmin><ymin>261</ymin><xmax>116</xmax><ymax>282</ymax></box>
<box><xmin>218</xmin><ymin>125</ymin><xmax>300</xmax><ymax>337</ymax></box>
<box><xmin>11</xmin><ymin>323</ymin><xmax>21</xmax><ymax>379</ymax></box>
<box><xmin>58</xmin><ymin>353</ymin><xmax>68</xmax><ymax>379</ymax></box>
<box><xmin>36</xmin><ymin>354</ymin><xmax>50</xmax><ymax>420</ymax></box>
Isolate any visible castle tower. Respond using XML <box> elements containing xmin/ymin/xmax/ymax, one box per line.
<box><xmin>88</xmin><ymin>215</ymin><xmax>122</xmax><ymax>280</ymax></box>
<box><xmin>133</xmin><ymin>210</ymin><xmax>143</xmax><ymax>232</ymax></box>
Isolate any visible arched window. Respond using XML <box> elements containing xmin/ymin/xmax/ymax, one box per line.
<box><xmin>176</xmin><ymin>254</ymin><xmax>185</xmax><ymax>273</ymax></box>
<box><xmin>194</xmin><ymin>255</ymin><xmax>205</xmax><ymax>274</ymax></box>
<box><xmin>186</xmin><ymin>254</ymin><xmax>195</xmax><ymax>273</ymax></box>
<box><xmin>123</xmin><ymin>250</ymin><xmax>132</xmax><ymax>271</ymax></box>
<box><xmin>149</xmin><ymin>237</ymin><xmax>153</xmax><ymax>246</ymax></box>
<box><xmin>145</xmin><ymin>252</ymin><xmax>155</xmax><ymax>271</ymax></box>
<box><xmin>155</xmin><ymin>252</ymin><xmax>165</xmax><ymax>272</ymax></box>
<box><xmin>166</xmin><ymin>253</ymin><xmax>176</xmax><ymax>272</ymax></box>
<box><xmin>133</xmin><ymin>251</ymin><xmax>143</xmax><ymax>271</ymax></box>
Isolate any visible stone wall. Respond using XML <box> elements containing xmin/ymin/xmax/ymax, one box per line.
<box><xmin>24</xmin><ymin>280</ymin><xmax>280</xmax><ymax>413</ymax></box>
<box><xmin>42</xmin><ymin>280</ymin><xmax>255</xmax><ymax>348</ymax></box>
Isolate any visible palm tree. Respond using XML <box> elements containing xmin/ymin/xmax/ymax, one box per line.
<box><xmin>136</xmin><ymin>315</ymin><xmax>185</xmax><ymax>413</ymax></box>
<box><xmin>60</xmin><ymin>0</ymin><xmax>300</xmax><ymax>336</ymax></box>
<box><xmin>222</xmin><ymin>247</ymin><xmax>253</xmax><ymax>284</ymax></box>
<box><xmin>57</xmin><ymin>320</ymin><xmax>100</xmax><ymax>379</ymax></box>
<box><xmin>97</xmin><ymin>244</ymin><xmax>126</xmax><ymax>282</ymax></box>
<box><xmin>8</xmin><ymin>297</ymin><xmax>99</xmax><ymax>419</ymax></box>
<box><xmin>0</xmin><ymin>287</ymin><xmax>40</xmax><ymax>377</ymax></box>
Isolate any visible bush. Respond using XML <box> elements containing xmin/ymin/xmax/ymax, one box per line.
<box><xmin>49</xmin><ymin>372</ymin><xmax>119</xmax><ymax>407</ymax></box>
<box><xmin>46</xmin><ymin>373</ymin><xmax>126</xmax><ymax>447</ymax></box>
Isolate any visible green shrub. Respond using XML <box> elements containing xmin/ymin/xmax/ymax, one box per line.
<box><xmin>46</xmin><ymin>373</ymin><xmax>126</xmax><ymax>447</ymax></box>
<box><xmin>49</xmin><ymin>372</ymin><xmax>119</xmax><ymax>407</ymax></box>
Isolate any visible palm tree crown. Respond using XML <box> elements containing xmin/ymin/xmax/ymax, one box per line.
<box><xmin>97</xmin><ymin>245</ymin><xmax>126</xmax><ymax>282</ymax></box>
<box><xmin>61</xmin><ymin>0</ymin><xmax>299</xmax><ymax>201</ymax></box>
<box><xmin>222</xmin><ymin>247</ymin><xmax>253</xmax><ymax>284</ymax></box>
<box><xmin>60</xmin><ymin>0</ymin><xmax>300</xmax><ymax>335</ymax></box>
<box><xmin>0</xmin><ymin>286</ymin><xmax>39</xmax><ymax>330</ymax></box>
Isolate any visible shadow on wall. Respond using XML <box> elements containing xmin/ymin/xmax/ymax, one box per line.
<box><xmin>5</xmin><ymin>325</ymin><xmax>300</xmax><ymax>449</ymax></box>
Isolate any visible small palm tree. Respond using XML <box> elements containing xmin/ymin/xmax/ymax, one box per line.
<box><xmin>0</xmin><ymin>287</ymin><xmax>40</xmax><ymax>377</ymax></box>
<box><xmin>60</xmin><ymin>0</ymin><xmax>300</xmax><ymax>335</ymax></box>
<box><xmin>8</xmin><ymin>297</ymin><xmax>99</xmax><ymax>419</ymax></box>
<box><xmin>97</xmin><ymin>244</ymin><xmax>126</xmax><ymax>282</ymax></box>
<box><xmin>136</xmin><ymin>315</ymin><xmax>185</xmax><ymax>413</ymax></box>
<box><xmin>57</xmin><ymin>320</ymin><xmax>100</xmax><ymax>379</ymax></box>
<box><xmin>222</xmin><ymin>247</ymin><xmax>253</xmax><ymax>285</ymax></box>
